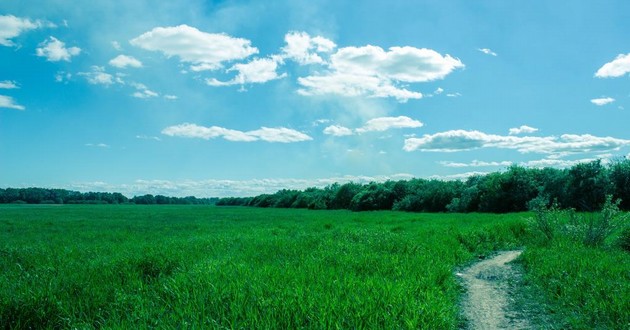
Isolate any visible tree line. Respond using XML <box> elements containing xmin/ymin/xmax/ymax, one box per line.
<box><xmin>0</xmin><ymin>188</ymin><xmax>218</xmax><ymax>205</ymax></box>
<box><xmin>217</xmin><ymin>159</ymin><xmax>630</xmax><ymax>213</ymax></box>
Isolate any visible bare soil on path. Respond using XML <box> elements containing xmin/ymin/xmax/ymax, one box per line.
<box><xmin>457</xmin><ymin>250</ymin><xmax>531</xmax><ymax>329</ymax></box>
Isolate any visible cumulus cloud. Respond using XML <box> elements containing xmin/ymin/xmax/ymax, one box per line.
<box><xmin>78</xmin><ymin>66</ymin><xmax>119</xmax><ymax>86</ymax></box>
<box><xmin>207</xmin><ymin>57</ymin><xmax>286</xmax><ymax>86</ymax></box>
<box><xmin>0</xmin><ymin>15</ymin><xmax>53</xmax><ymax>47</ymax></box>
<box><xmin>0</xmin><ymin>80</ymin><xmax>19</xmax><ymax>89</ymax></box>
<box><xmin>281</xmin><ymin>31</ymin><xmax>336</xmax><ymax>65</ymax></box>
<box><xmin>323</xmin><ymin>125</ymin><xmax>353</xmax><ymax>136</ymax></box>
<box><xmin>162</xmin><ymin>123</ymin><xmax>312</xmax><ymax>143</ymax></box>
<box><xmin>130</xmin><ymin>25</ymin><xmax>258</xmax><ymax>71</ymax></box>
<box><xmin>590</xmin><ymin>97</ymin><xmax>615</xmax><ymax>106</ymax></box>
<box><xmin>298</xmin><ymin>45</ymin><xmax>463</xmax><ymax>102</ymax></box>
<box><xmin>404</xmin><ymin>129</ymin><xmax>630</xmax><ymax>156</ymax></box>
<box><xmin>595</xmin><ymin>53</ymin><xmax>630</xmax><ymax>78</ymax></box>
<box><xmin>36</xmin><ymin>37</ymin><xmax>81</xmax><ymax>62</ymax></box>
<box><xmin>0</xmin><ymin>95</ymin><xmax>25</xmax><ymax>110</ymax></box>
<box><xmin>109</xmin><ymin>55</ymin><xmax>143</xmax><ymax>69</ymax></box>
<box><xmin>509</xmin><ymin>125</ymin><xmax>539</xmax><ymax>135</ymax></box>
<box><xmin>478</xmin><ymin>48</ymin><xmax>497</xmax><ymax>56</ymax></box>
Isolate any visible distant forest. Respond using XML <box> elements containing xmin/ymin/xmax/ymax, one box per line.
<box><xmin>217</xmin><ymin>159</ymin><xmax>630</xmax><ymax>213</ymax></box>
<box><xmin>3</xmin><ymin>159</ymin><xmax>630</xmax><ymax>213</ymax></box>
<box><xmin>0</xmin><ymin>189</ymin><xmax>217</xmax><ymax>205</ymax></box>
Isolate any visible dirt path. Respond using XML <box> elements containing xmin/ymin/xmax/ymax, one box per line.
<box><xmin>457</xmin><ymin>250</ymin><xmax>530</xmax><ymax>329</ymax></box>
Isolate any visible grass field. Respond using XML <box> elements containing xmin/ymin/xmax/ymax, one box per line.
<box><xmin>0</xmin><ymin>205</ymin><xmax>628</xmax><ymax>329</ymax></box>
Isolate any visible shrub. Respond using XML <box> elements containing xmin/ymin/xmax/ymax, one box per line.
<box><xmin>618</xmin><ymin>226</ymin><xmax>630</xmax><ymax>252</ymax></box>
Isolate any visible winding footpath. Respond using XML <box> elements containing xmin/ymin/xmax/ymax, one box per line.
<box><xmin>457</xmin><ymin>250</ymin><xmax>530</xmax><ymax>329</ymax></box>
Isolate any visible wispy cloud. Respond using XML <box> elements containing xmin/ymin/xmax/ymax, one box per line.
<box><xmin>438</xmin><ymin>160</ymin><xmax>512</xmax><ymax>168</ymax></box>
<box><xmin>404</xmin><ymin>129</ymin><xmax>630</xmax><ymax>157</ymax></box>
<box><xmin>78</xmin><ymin>66</ymin><xmax>120</xmax><ymax>86</ymax></box>
<box><xmin>323</xmin><ymin>125</ymin><xmax>353</xmax><ymax>136</ymax></box>
<box><xmin>590</xmin><ymin>97</ymin><xmax>615</xmax><ymax>106</ymax></box>
<box><xmin>162</xmin><ymin>123</ymin><xmax>312</xmax><ymax>143</ymax></box>
<box><xmin>0</xmin><ymin>80</ymin><xmax>19</xmax><ymax>89</ymax></box>
<box><xmin>508</xmin><ymin>125</ymin><xmax>538</xmax><ymax>135</ymax></box>
<box><xmin>323</xmin><ymin>116</ymin><xmax>423</xmax><ymax>136</ymax></box>
<box><xmin>69</xmin><ymin>174</ymin><xmax>415</xmax><ymax>197</ymax></box>
<box><xmin>478</xmin><ymin>48</ymin><xmax>498</xmax><ymax>56</ymax></box>
<box><xmin>0</xmin><ymin>95</ymin><xmax>25</xmax><ymax>110</ymax></box>
<box><xmin>85</xmin><ymin>143</ymin><xmax>110</xmax><ymax>148</ymax></box>
<box><xmin>0</xmin><ymin>15</ymin><xmax>54</xmax><ymax>47</ymax></box>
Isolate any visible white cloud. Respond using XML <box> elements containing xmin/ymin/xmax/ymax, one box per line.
<box><xmin>164</xmin><ymin>95</ymin><xmax>178</xmax><ymax>100</ymax></box>
<box><xmin>434</xmin><ymin>87</ymin><xmax>444</xmax><ymax>95</ymax></box>
<box><xmin>132</xmin><ymin>90</ymin><xmax>158</xmax><ymax>98</ymax></box>
<box><xmin>78</xmin><ymin>66</ymin><xmax>119</xmax><ymax>86</ymax></box>
<box><xmin>281</xmin><ymin>31</ymin><xmax>336</xmax><ymax>65</ymax></box>
<box><xmin>36</xmin><ymin>36</ymin><xmax>81</xmax><ymax>62</ymax></box>
<box><xmin>590</xmin><ymin>97</ymin><xmax>615</xmax><ymax>106</ymax></box>
<box><xmin>439</xmin><ymin>160</ymin><xmax>513</xmax><ymax>168</ymax></box>
<box><xmin>111</xmin><ymin>41</ymin><xmax>122</xmax><ymax>51</ymax></box>
<box><xmin>356</xmin><ymin>116</ymin><xmax>424</xmax><ymax>133</ymax></box>
<box><xmin>478</xmin><ymin>48</ymin><xmax>497</xmax><ymax>56</ymax></box>
<box><xmin>162</xmin><ymin>123</ymin><xmax>312</xmax><ymax>143</ymax></box>
<box><xmin>0</xmin><ymin>80</ymin><xmax>19</xmax><ymax>89</ymax></box>
<box><xmin>109</xmin><ymin>55</ymin><xmax>143</xmax><ymax>69</ymax></box>
<box><xmin>136</xmin><ymin>135</ymin><xmax>161</xmax><ymax>141</ymax></box>
<box><xmin>68</xmin><ymin>174</ymin><xmax>415</xmax><ymax>198</ymax></box>
<box><xmin>509</xmin><ymin>125</ymin><xmax>539</xmax><ymax>135</ymax></box>
<box><xmin>248</xmin><ymin>127</ymin><xmax>313</xmax><ymax>143</ymax></box>
<box><xmin>85</xmin><ymin>143</ymin><xmax>110</xmax><ymax>148</ymax></box>
<box><xmin>297</xmin><ymin>45</ymin><xmax>463</xmax><ymax>102</ymax></box>
<box><xmin>298</xmin><ymin>72</ymin><xmax>423</xmax><ymax>102</ymax></box>
<box><xmin>55</xmin><ymin>71</ymin><xmax>72</xmax><ymax>83</ymax></box>
<box><xmin>595</xmin><ymin>53</ymin><xmax>630</xmax><ymax>78</ymax></box>
<box><xmin>446</xmin><ymin>92</ymin><xmax>462</xmax><ymax>97</ymax></box>
<box><xmin>323</xmin><ymin>125</ymin><xmax>353</xmax><ymax>136</ymax></box>
<box><xmin>130</xmin><ymin>82</ymin><xmax>158</xmax><ymax>98</ymax></box>
<box><xmin>404</xmin><ymin>129</ymin><xmax>630</xmax><ymax>156</ymax></box>
<box><xmin>430</xmin><ymin>171</ymin><xmax>490</xmax><ymax>181</ymax></box>
<box><xmin>130</xmin><ymin>25</ymin><xmax>258</xmax><ymax>71</ymax></box>
<box><xmin>0</xmin><ymin>95</ymin><xmax>25</xmax><ymax>110</ymax></box>
<box><xmin>0</xmin><ymin>15</ymin><xmax>52</xmax><ymax>47</ymax></box>
<box><xmin>207</xmin><ymin>57</ymin><xmax>286</xmax><ymax>86</ymax></box>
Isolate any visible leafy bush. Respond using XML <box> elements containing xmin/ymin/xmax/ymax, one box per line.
<box><xmin>528</xmin><ymin>195</ymin><xmax>628</xmax><ymax>247</ymax></box>
<box><xmin>618</xmin><ymin>226</ymin><xmax>630</xmax><ymax>252</ymax></box>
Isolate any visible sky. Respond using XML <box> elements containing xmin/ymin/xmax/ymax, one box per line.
<box><xmin>1</xmin><ymin>1</ymin><xmax>630</xmax><ymax>197</ymax></box>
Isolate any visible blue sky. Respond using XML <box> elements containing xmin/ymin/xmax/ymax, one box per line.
<box><xmin>1</xmin><ymin>1</ymin><xmax>630</xmax><ymax>197</ymax></box>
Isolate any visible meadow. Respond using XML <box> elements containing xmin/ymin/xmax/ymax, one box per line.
<box><xmin>0</xmin><ymin>205</ymin><xmax>628</xmax><ymax>329</ymax></box>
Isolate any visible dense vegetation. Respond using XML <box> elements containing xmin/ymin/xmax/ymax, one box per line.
<box><xmin>0</xmin><ymin>205</ymin><xmax>627</xmax><ymax>329</ymax></box>
<box><xmin>218</xmin><ymin>159</ymin><xmax>630</xmax><ymax>213</ymax></box>
<box><xmin>0</xmin><ymin>205</ymin><xmax>528</xmax><ymax>329</ymax></box>
<box><xmin>0</xmin><ymin>188</ymin><xmax>217</xmax><ymax>205</ymax></box>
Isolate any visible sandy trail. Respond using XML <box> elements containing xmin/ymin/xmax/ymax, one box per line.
<box><xmin>458</xmin><ymin>250</ymin><xmax>530</xmax><ymax>329</ymax></box>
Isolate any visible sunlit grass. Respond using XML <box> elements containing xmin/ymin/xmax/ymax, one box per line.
<box><xmin>0</xmin><ymin>205</ymin><xmax>527</xmax><ymax>328</ymax></box>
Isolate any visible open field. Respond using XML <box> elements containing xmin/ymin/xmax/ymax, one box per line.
<box><xmin>0</xmin><ymin>205</ymin><xmax>628</xmax><ymax>329</ymax></box>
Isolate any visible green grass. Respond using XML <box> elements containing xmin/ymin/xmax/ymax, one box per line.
<box><xmin>0</xmin><ymin>205</ymin><xmax>627</xmax><ymax>329</ymax></box>
<box><xmin>0</xmin><ymin>205</ymin><xmax>528</xmax><ymax>329</ymax></box>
